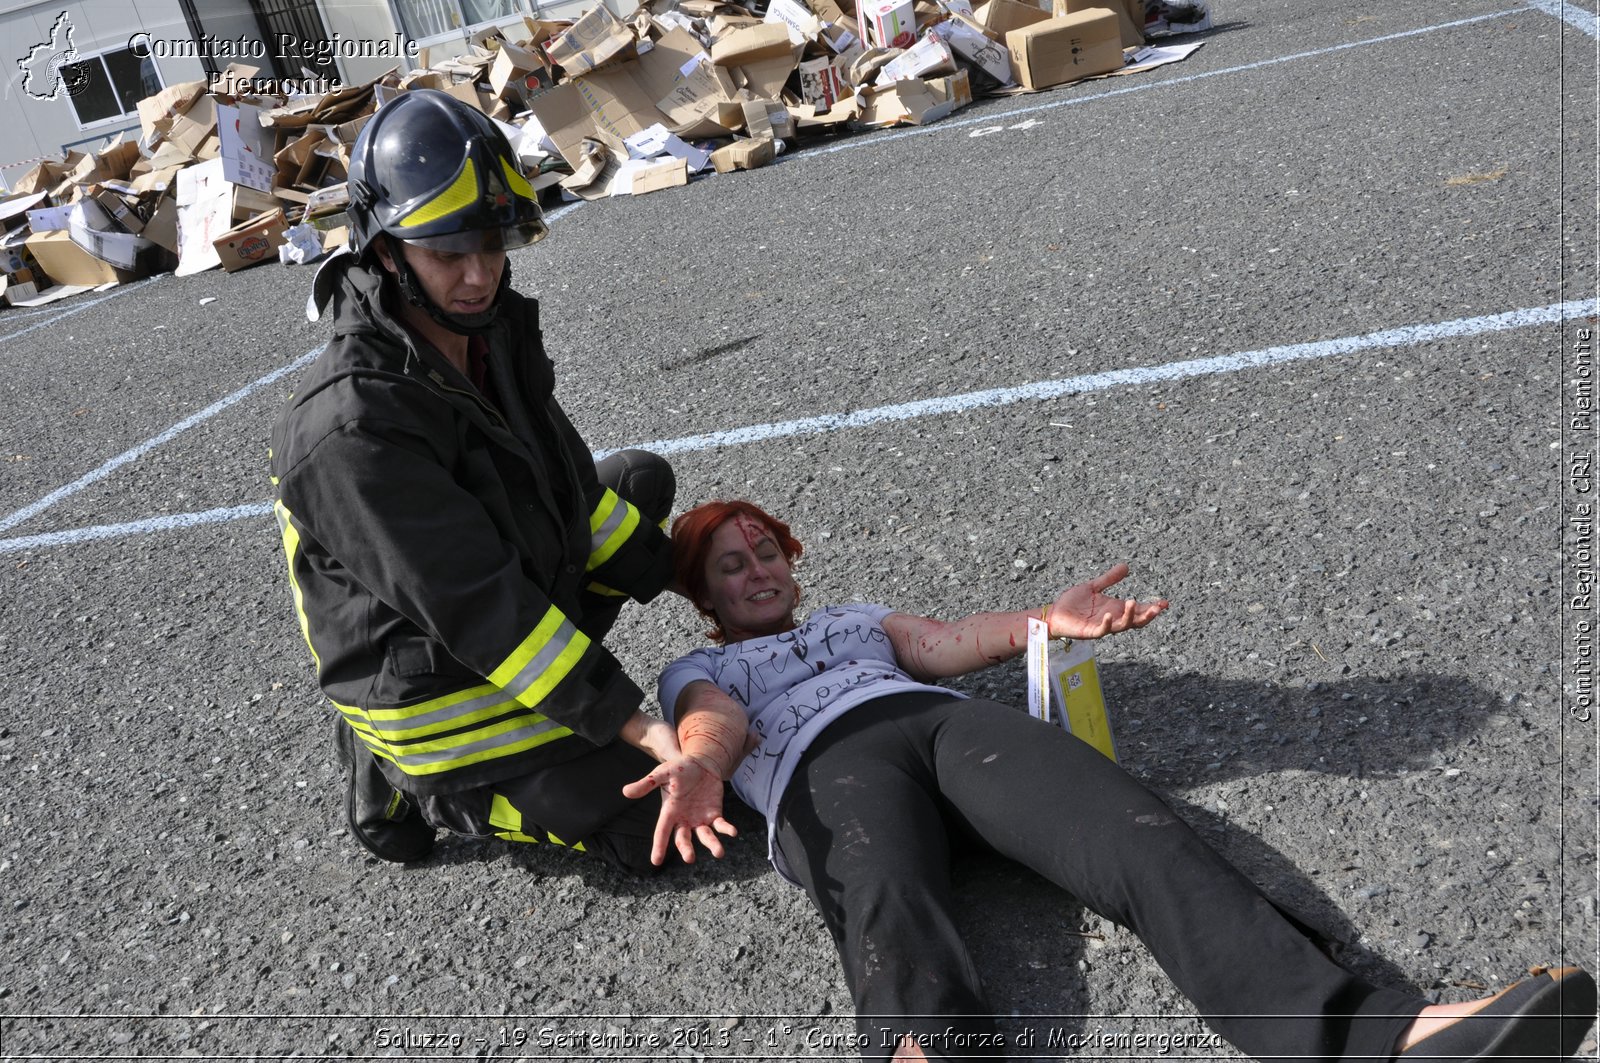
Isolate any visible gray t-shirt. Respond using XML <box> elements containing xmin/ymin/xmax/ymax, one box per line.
<box><xmin>658</xmin><ymin>603</ymin><xmax>959</xmax><ymax>883</ymax></box>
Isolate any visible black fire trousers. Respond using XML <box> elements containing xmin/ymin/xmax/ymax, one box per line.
<box><xmin>774</xmin><ymin>691</ymin><xmax>1427</xmax><ymax>1063</ymax></box>
<box><xmin>419</xmin><ymin>448</ymin><xmax>674</xmax><ymax>873</ymax></box>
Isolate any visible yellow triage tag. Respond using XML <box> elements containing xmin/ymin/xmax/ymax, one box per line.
<box><xmin>1025</xmin><ymin>617</ymin><xmax>1117</xmax><ymax>762</ymax></box>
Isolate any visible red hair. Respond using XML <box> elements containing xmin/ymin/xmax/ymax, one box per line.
<box><xmin>671</xmin><ymin>499</ymin><xmax>805</xmax><ymax>643</ymax></box>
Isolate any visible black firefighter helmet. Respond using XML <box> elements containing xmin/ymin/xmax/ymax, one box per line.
<box><xmin>345</xmin><ymin>89</ymin><xmax>546</xmax><ymax>333</ymax></box>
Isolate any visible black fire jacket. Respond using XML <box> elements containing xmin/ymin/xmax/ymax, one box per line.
<box><xmin>269</xmin><ymin>257</ymin><xmax>672</xmax><ymax>796</ymax></box>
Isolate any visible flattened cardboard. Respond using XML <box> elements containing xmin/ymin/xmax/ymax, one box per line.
<box><xmin>1004</xmin><ymin>8</ymin><xmax>1122</xmax><ymax>89</ymax></box>
<box><xmin>711</xmin><ymin>23</ymin><xmax>794</xmax><ymax>65</ymax></box>
<box><xmin>529</xmin><ymin>28</ymin><xmax>736</xmax><ymax>170</ymax></box>
<box><xmin>143</xmin><ymin>193</ymin><xmax>179</xmax><ymax>254</ymax></box>
<box><xmin>214</xmin><ymin>208</ymin><xmax>289</xmax><ymax>272</ymax></box>
<box><xmin>656</xmin><ymin>56</ymin><xmax>740</xmax><ymax>129</ymax></box>
<box><xmin>216</xmin><ymin>102</ymin><xmax>278</xmax><ymax>193</ymax></box>
<box><xmin>136</xmin><ymin>81</ymin><xmax>208</xmax><ymax>141</ymax></box>
<box><xmin>175</xmin><ymin>158</ymin><xmax>234</xmax><ymax>277</ymax></box>
<box><xmin>764</xmin><ymin>0</ymin><xmax>824</xmax><ymax>43</ymax></box>
<box><xmin>857</xmin><ymin>74</ymin><xmax>967</xmax><ymax>125</ymax></box>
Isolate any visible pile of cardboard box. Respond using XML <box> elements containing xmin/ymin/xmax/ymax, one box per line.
<box><xmin>0</xmin><ymin>0</ymin><xmax>1208</xmax><ymax>307</ymax></box>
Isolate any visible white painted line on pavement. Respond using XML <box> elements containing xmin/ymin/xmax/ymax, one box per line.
<box><xmin>0</xmin><ymin>276</ymin><xmax>162</xmax><ymax>346</ymax></box>
<box><xmin>0</xmin><ymin>345</ymin><xmax>323</xmax><ymax>534</ymax></box>
<box><xmin>1523</xmin><ymin>0</ymin><xmax>1600</xmax><ymax>37</ymax></box>
<box><xmin>616</xmin><ymin>299</ymin><xmax>1599</xmax><ymax>456</ymax></box>
<box><xmin>3</xmin><ymin>299</ymin><xmax>1591</xmax><ymax>554</ymax></box>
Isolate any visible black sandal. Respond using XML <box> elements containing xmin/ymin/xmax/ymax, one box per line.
<box><xmin>1399</xmin><ymin>966</ymin><xmax>1597</xmax><ymax>1061</ymax></box>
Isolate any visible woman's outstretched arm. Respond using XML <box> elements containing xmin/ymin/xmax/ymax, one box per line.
<box><xmin>621</xmin><ymin>680</ymin><xmax>754</xmax><ymax>865</ymax></box>
<box><xmin>883</xmin><ymin>563</ymin><xmax>1169</xmax><ymax>681</ymax></box>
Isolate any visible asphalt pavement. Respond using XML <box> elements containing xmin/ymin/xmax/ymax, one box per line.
<box><xmin>1</xmin><ymin>0</ymin><xmax>1597</xmax><ymax>1058</ymax></box>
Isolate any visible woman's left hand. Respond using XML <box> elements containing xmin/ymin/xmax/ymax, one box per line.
<box><xmin>1048</xmin><ymin>564</ymin><xmax>1169</xmax><ymax>640</ymax></box>
<box><xmin>622</xmin><ymin>753</ymin><xmax>738</xmax><ymax>866</ymax></box>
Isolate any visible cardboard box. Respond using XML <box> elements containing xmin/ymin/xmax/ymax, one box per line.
<box><xmin>862</xmin><ymin>0</ymin><xmax>918</xmax><ymax>47</ymax></box>
<box><xmin>1</xmin><ymin>270</ymin><xmax>41</xmax><ymax>306</ymax></box>
<box><xmin>25</xmin><ymin>229</ymin><xmax>134</xmax><ymax>287</ymax></box>
<box><xmin>710</xmin><ymin>136</ymin><xmax>776</xmax><ymax>173</ymax></box>
<box><xmin>489</xmin><ymin>40</ymin><xmax>550</xmax><ymax>100</ymax></box>
<box><xmin>932</xmin><ymin>15</ymin><xmax>1013</xmax><ymax>84</ymax></box>
<box><xmin>626</xmin><ymin>156</ymin><xmax>690</xmax><ymax>194</ymax></box>
<box><xmin>91</xmin><ymin>189</ymin><xmax>145</xmax><ymax>234</ymax></box>
<box><xmin>1052</xmin><ymin>0</ymin><xmax>1143</xmax><ymax>45</ymax></box>
<box><xmin>875</xmin><ymin>33</ymin><xmax>957</xmax><ymax>83</ymax></box>
<box><xmin>545</xmin><ymin>6</ymin><xmax>635</xmax><ymax>75</ymax></box>
<box><xmin>740</xmin><ymin>98</ymin><xmax>797</xmax><ymax>141</ymax></box>
<box><xmin>213</xmin><ymin>208</ymin><xmax>289</xmax><ymax>272</ymax></box>
<box><xmin>798</xmin><ymin>56</ymin><xmax>850</xmax><ymax>109</ymax></box>
<box><xmin>977</xmin><ymin>0</ymin><xmax>1052</xmax><ymax>35</ymax></box>
<box><xmin>1005</xmin><ymin>9</ymin><xmax>1122</xmax><ymax>89</ymax></box>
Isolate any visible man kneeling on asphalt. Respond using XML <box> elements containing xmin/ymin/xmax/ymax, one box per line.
<box><xmin>269</xmin><ymin>89</ymin><xmax>735</xmax><ymax>871</ymax></box>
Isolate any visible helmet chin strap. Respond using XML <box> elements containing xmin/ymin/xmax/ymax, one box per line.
<box><xmin>386</xmin><ymin>234</ymin><xmax>511</xmax><ymax>336</ymax></box>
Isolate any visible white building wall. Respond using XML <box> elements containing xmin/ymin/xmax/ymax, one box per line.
<box><xmin>1</xmin><ymin>0</ymin><xmax>201</xmax><ymax>182</ymax></box>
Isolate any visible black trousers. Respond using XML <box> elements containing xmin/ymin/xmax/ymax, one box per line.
<box><xmin>420</xmin><ymin>449</ymin><xmax>674</xmax><ymax>873</ymax></box>
<box><xmin>774</xmin><ymin>692</ymin><xmax>1427</xmax><ymax>1063</ymax></box>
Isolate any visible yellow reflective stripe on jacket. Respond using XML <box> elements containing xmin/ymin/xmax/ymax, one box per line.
<box><xmin>586</xmin><ymin>580</ymin><xmax>627</xmax><ymax>598</ymax></box>
<box><xmin>585</xmin><ymin>488</ymin><xmax>640</xmax><ymax>572</ymax></box>
<box><xmin>339</xmin><ymin>704</ymin><xmax>573</xmax><ymax>776</ymax></box>
<box><xmin>274</xmin><ymin>501</ymin><xmax>322</xmax><ymax>672</ymax></box>
<box><xmin>355</xmin><ymin>684</ymin><xmax>522</xmax><ymax>741</ymax></box>
<box><xmin>488</xmin><ymin>606</ymin><xmax>590</xmax><ymax>706</ymax></box>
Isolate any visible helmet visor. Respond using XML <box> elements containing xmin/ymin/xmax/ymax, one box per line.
<box><xmin>401</xmin><ymin>217</ymin><xmax>549</xmax><ymax>254</ymax></box>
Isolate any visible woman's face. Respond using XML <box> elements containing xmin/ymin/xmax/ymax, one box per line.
<box><xmin>702</xmin><ymin>514</ymin><xmax>798</xmax><ymax>642</ymax></box>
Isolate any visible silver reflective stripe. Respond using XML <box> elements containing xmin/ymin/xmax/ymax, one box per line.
<box><xmin>361</xmin><ymin>688</ymin><xmax>513</xmax><ymax>735</ymax></box>
<box><xmin>390</xmin><ymin>715</ymin><xmax>569</xmax><ymax>769</ymax></box>
<box><xmin>499</xmin><ymin>616</ymin><xmax>584</xmax><ymax>702</ymax></box>
<box><xmin>590</xmin><ymin>495</ymin><xmax>629</xmax><ymax>554</ymax></box>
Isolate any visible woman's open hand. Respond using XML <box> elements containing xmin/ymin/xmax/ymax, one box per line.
<box><xmin>1048</xmin><ymin>564</ymin><xmax>1168</xmax><ymax>640</ymax></box>
<box><xmin>622</xmin><ymin>752</ymin><xmax>738</xmax><ymax>866</ymax></box>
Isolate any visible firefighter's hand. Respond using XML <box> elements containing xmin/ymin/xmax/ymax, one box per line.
<box><xmin>622</xmin><ymin>752</ymin><xmax>737</xmax><ymax>866</ymax></box>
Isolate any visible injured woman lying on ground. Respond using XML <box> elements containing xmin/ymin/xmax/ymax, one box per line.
<box><xmin>619</xmin><ymin>498</ymin><xmax>1597</xmax><ymax>1063</ymax></box>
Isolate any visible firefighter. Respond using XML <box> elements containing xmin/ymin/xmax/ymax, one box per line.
<box><xmin>269</xmin><ymin>89</ymin><xmax>733</xmax><ymax>870</ymax></box>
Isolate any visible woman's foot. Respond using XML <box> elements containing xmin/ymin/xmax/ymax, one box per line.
<box><xmin>1396</xmin><ymin>966</ymin><xmax>1596</xmax><ymax>1060</ymax></box>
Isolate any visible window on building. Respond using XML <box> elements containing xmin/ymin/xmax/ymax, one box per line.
<box><xmin>61</xmin><ymin>48</ymin><xmax>164</xmax><ymax>127</ymax></box>
<box><xmin>393</xmin><ymin>0</ymin><xmax>526</xmax><ymax>43</ymax></box>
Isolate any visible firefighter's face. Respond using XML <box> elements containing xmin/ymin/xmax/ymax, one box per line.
<box><xmin>382</xmin><ymin>240</ymin><xmax>505</xmax><ymax>317</ymax></box>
